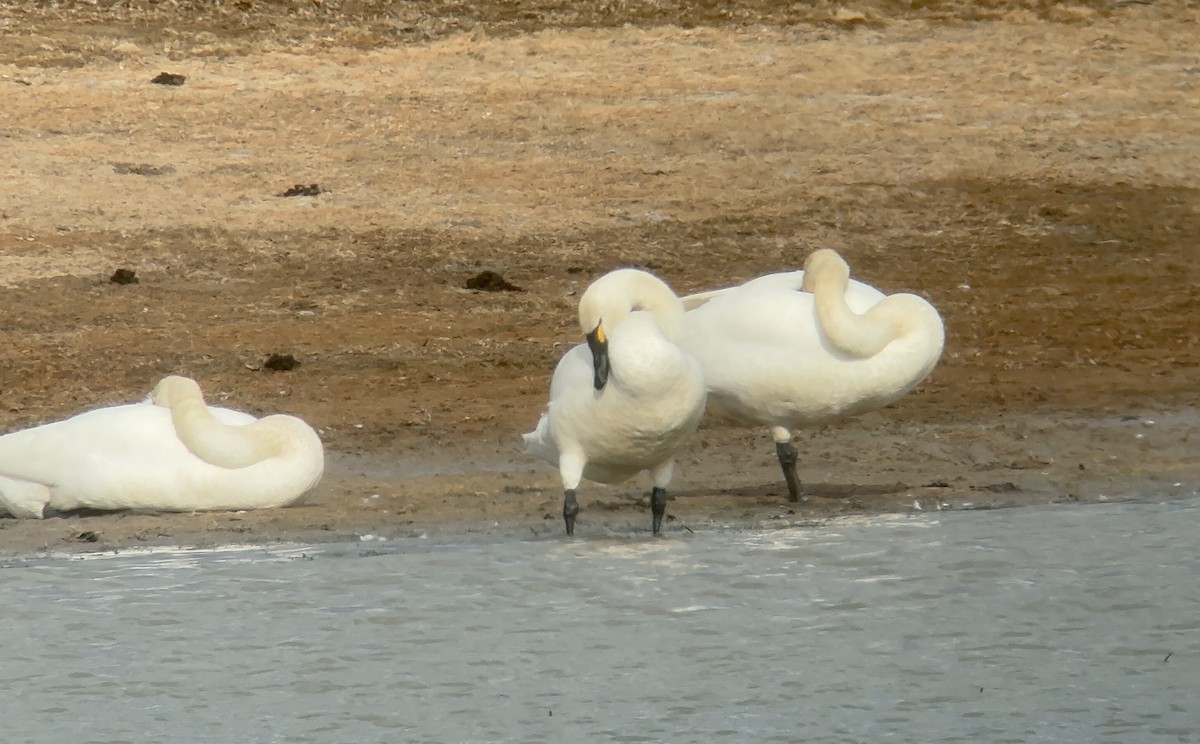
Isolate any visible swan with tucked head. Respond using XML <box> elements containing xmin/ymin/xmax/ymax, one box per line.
<box><xmin>0</xmin><ymin>375</ymin><xmax>325</xmax><ymax>518</ymax></box>
<box><xmin>681</xmin><ymin>248</ymin><xmax>944</xmax><ymax>502</ymax></box>
<box><xmin>523</xmin><ymin>269</ymin><xmax>707</xmax><ymax>535</ymax></box>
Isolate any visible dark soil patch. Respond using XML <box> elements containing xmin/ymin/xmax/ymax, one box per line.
<box><xmin>465</xmin><ymin>271</ymin><xmax>524</xmax><ymax>292</ymax></box>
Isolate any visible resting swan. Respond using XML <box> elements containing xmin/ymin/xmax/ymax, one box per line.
<box><xmin>0</xmin><ymin>375</ymin><xmax>325</xmax><ymax>519</ymax></box>
<box><xmin>523</xmin><ymin>269</ymin><xmax>707</xmax><ymax>535</ymax></box>
<box><xmin>681</xmin><ymin>248</ymin><xmax>944</xmax><ymax>502</ymax></box>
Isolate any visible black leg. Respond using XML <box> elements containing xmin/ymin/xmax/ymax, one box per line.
<box><xmin>650</xmin><ymin>486</ymin><xmax>668</xmax><ymax>535</ymax></box>
<box><xmin>563</xmin><ymin>489</ymin><xmax>580</xmax><ymax>536</ymax></box>
<box><xmin>775</xmin><ymin>441</ymin><xmax>804</xmax><ymax>502</ymax></box>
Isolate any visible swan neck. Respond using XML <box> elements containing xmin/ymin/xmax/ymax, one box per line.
<box><xmin>169</xmin><ymin>399</ymin><xmax>277</xmax><ymax>468</ymax></box>
<box><xmin>580</xmin><ymin>269</ymin><xmax>685</xmax><ymax>342</ymax></box>
<box><xmin>811</xmin><ymin>270</ymin><xmax>892</xmax><ymax>358</ymax></box>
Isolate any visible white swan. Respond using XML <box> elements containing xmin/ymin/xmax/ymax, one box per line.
<box><xmin>523</xmin><ymin>269</ymin><xmax>707</xmax><ymax>535</ymax></box>
<box><xmin>0</xmin><ymin>375</ymin><xmax>325</xmax><ymax>519</ymax></box>
<box><xmin>681</xmin><ymin>248</ymin><xmax>944</xmax><ymax>501</ymax></box>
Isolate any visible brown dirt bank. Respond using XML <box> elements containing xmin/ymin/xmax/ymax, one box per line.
<box><xmin>2</xmin><ymin>409</ymin><xmax>1198</xmax><ymax>560</ymax></box>
<box><xmin>1</xmin><ymin>1</ymin><xmax>1197</xmax><ymax>556</ymax></box>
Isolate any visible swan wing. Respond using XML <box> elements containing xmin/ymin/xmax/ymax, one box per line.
<box><xmin>682</xmin><ymin>270</ymin><xmax>884</xmax><ymax>311</ymax></box>
<box><xmin>682</xmin><ymin>265</ymin><xmax>943</xmax><ymax>427</ymax></box>
<box><xmin>547</xmin><ymin>343</ymin><xmax>594</xmax><ymax>403</ymax></box>
<box><xmin>681</xmin><ymin>271</ymin><xmax>804</xmax><ymax>310</ymax></box>
<box><xmin>0</xmin><ymin>405</ymin><xmax>180</xmax><ymax>483</ymax></box>
<box><xmin>523</xmin><ymin>343</ymin><xmax>593</xmax><ymax>465</ymax></box>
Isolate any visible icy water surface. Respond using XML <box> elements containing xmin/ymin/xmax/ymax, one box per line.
<box><xmin>2</xmin><ymin>498</ymin><xmax>1198</xmax><ymax>743</ymax></box>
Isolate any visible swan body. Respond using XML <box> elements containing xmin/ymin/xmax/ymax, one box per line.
<box><xmin>681</xmin><ymin>248</ymin><xmax>944</xmax><ymax>501</ymax></box>
<box><xmin>0</xmin><ymin>375</ymin><xmax>325</xmax><ymax>519</ymax></box>
<box><xmin>523</xmin><ymin>269</ymin><xmax>707</xmax><ymax>535</ymax></box>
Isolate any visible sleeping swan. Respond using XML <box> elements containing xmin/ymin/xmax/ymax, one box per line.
<box><xmin>523</xmin><ymin>269</ymin><xmax>707</xmax><ymax>535</ymax></box>
<box><xmin>0</xmin><ymin>375</ymin><xmax>325</xmax><ymax>518</ymax></box>
<box><xmin>681</xmin><ymin>248</ymin><xmax>944</xmax><ymax>502</ymax></box>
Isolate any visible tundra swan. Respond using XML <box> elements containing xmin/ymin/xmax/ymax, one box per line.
<box><xmin>0</xmin><ymin>375</ymin><xmax>325</xmax><ymax>518</ymax></box>
<box><xmin>523</xmin><ymin>269</ymin><xmax>707</xmax><ymax>535</ymax></box>
<box><xmin>681</xmin><ymin>248</ymin><xmax>944</xmax><ymax>502</ymax></box>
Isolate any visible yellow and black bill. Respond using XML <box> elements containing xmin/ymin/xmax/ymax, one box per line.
<box><xmin>586</xmin><ymin>322</ymin><xmax>609</xmax><ymax>390</ymax></box>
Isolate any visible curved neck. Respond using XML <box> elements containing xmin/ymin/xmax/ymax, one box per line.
<box><xmin>168</xmin><ymin>399</ymin><xmax>281</xmax><ymax>468</ymax></box>
<box><xmin>580</xmin><ymin>269</ymin><xmax>685</xmax><ymax>341</ymax></box>
<box><xmin>816</xmin><ymin>289</ymin><xmax>897</xmax><ymax>358</ymax></box>
<box><xmin>803</xmin><ymin>250</ymin><xmax>940</xmax><ymax>359</ymax></box>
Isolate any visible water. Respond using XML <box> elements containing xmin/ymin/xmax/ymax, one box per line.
<box><xmin>3</xmin><ymin>499</ymin><xmax>1198</xmax><ymax>743</ymax></box>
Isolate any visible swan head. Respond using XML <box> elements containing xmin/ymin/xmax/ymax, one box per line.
<box><xmin>801</xmin><ymin>248</ymin><xmax>851</xmax><ymax>293</ymax></box>
<box><xmin>152</xmin><ymin>375</ymin><xmax>205</xmax><ymax>408</ymax></box>
<box><xmin>577</xmin><ymin>268</ymin><xmax>684</xmax><ymax>391</ymax></box>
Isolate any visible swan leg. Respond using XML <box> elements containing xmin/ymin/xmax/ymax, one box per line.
<box><xmin>563</xmin><ymin>489</ymin><xmax>580</xmax><ymax>536</ymax></box>
<box><xmin>775</xmin><ymin>441</ymin><xmax>804</xmax><ymax>502</ymax></box>
<box><xmin>770</xmin><ymin>426</ymin><xmax>803</xmax><ymax>502</ymax></box>
<box><xmin>650</xmin><ymin>486</ymin><xmax>668</xmax><ymax>535</ymax></box>
<box><xmin>648</xmin><ymin>459</ymin><xmax>676</xmax><ymax>535</ymax></box>
<box><xmin>558</xmin><ymin>452</ymin><xmax>586</xmax><ymax>536</ymax></box>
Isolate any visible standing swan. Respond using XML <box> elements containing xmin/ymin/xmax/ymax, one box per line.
<box><xmin>681</xmin><ymin>248</ymin><xmax>944</xmax><ymax>502</ymax></box>
<box><xmin>0</xmin><ymin>375</ymin><xmax>325</xmax><ymax>518</ymax></box>
<box><xmin>523</xmin><ymin>269</ymin><xmax>707</xmax><ymax>535</ymax></box>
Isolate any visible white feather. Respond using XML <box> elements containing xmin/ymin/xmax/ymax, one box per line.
<box><xmin>681</xmin><ymin>248</ymin><xmax>944</xmax><ymax>446</ymax></box>
<box><xmin>0</xmin><ymin>376</ymin><xmax>325</xmax><ymax>518</ymax></box>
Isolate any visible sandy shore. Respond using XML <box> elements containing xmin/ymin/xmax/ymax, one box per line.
<box><xmin>3</xmin><ymin>407</ymin><xmax>1196</xmax><ymax>559</ymax></box>
<box><xmin>1</xmin><ymin>1</ymin><xmax>1197</xmax><ymax>557</ymax></box>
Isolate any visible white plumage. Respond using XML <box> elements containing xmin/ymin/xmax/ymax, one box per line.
<box><xmin>524</xmin><ymin>268</ymin><xmax>707</xmax><ymax>535</ymax></box>
<box><xmin>0</xmin><ymin>375</ymin><xmax>325</xmax><ymax>518</ymax></box>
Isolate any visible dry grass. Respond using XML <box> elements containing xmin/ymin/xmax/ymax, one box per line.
<box><xmin>1</xmin><ymin>1</ymin><xmax>1197</xmax><ymax>438</ymax></box>
<box><xmin>4</xmin><ymin>12</ymin><xmax>1199</xmax><ymax>236</ymax></box>
<box><xmin>1</xmin><ymin>0</ymin><xmax>1164</xmax><ymax>69</ymax></box>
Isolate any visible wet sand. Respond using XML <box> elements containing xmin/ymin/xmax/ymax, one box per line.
<box><xmin>3</xmin><ymin>407</ymin><xmax>1196</xmax><ymax>559</ymax></box>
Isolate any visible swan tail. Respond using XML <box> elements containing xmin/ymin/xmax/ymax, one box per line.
<box><xmin>522</xmin><ymin>413</ymin><xmax>559</xmax><ymax>464</ymax></box>
<box><xmin>0</xmin><ymin>476</ymin><xmax>52</xmax><ymax>519</ymax></box>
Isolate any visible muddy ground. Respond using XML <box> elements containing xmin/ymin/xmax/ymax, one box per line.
<box><xmin>0</xmin><ymin>1</ymin><xmax>1197</xmax><ymax>557</ymax></box>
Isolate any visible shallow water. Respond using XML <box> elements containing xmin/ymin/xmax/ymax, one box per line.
<box><xmin>3</xmin><ymin>498</ymin><xmax>1198</xmax><ymax>744</ymax></box>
